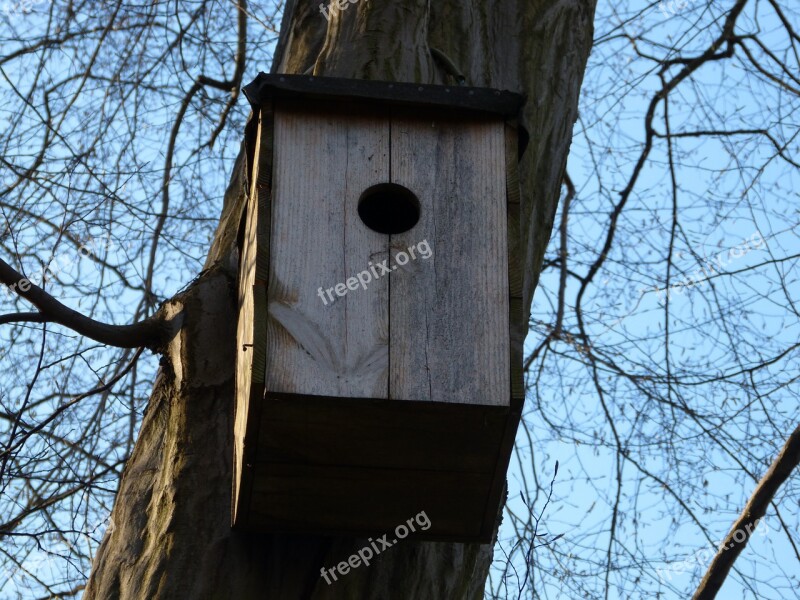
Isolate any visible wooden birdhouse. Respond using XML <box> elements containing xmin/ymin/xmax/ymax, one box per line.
<box><xmin>233</xmin><ymin>73</ymin><xmax>526</xmax><ymax>542</ymax></box>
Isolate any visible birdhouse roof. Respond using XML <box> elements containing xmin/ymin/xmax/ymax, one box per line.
<box><xmin>243</xmin><ymin>73</ymin><xmax>526</xmax><ymax>119</ymax></box>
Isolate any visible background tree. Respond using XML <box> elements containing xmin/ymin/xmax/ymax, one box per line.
<box><xmin>489</xmin><ymin>1</ymin><xmax>800</xmax><ymax>598</ymax></box>
<box><xmin>1</xmin><ymin>0</ymin><xmax>595</xmax><ymax>597</ymax></box>
<box><xmin>0</xmin><ymin>1</ymin><xmax>797</xmax><ymax>599</ymax></box>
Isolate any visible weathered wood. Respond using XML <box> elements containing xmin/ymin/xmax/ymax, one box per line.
<box><xmin>480</xmin><ymin>401</ymin><xmax>523</xmax><ymax>541</ymax></box>
<box><xmin>257</xmin><ymin>393</ymin><xmax>506</xmax><ymax>473</ymax></box>
<box><xmin>243</xmin><ymin>73</ymin><xmax>525</xmax><ymax>120</ymax></box>
<box><xmin>265</xmin><ymin>102</ymin><xmax>390</xmax><ymax>399</ymax></box>
<box><xmin>236</xmin><ymin>100</ymin><xmax>516</xmax><ymax>541</ymax></box>
<box><xmin>509</xmin><ymin>298</ymin><xmax>525</xmax><ymax>403</ymax></box>
<box><xmin>263</xmin><ymin>99</ymin><xmax>510</xmax><ymax>407</ymax></box>
<box><xmin>238</xmin><ymin>97</ymin><xmax>516</xmax><ymax>540</ymax></box>
<box><xmin>243</xmin><ymin>390</ymin><xmax>516</xmax><ymax>541</ymax></box>
<box><xmin>233</xmin><ymin>104</ymin><xmax>272</xmax><ymax>526</ymax></box>
<box><xmin>390</xmin><ymin>114</ymin><xmax>509</xmax><ymax>406</ymax></box>
<box><xmin>506</xmin><ymin>123</ymin><xmax>525</xmax><ymax>404</ymax></box>
<box><xmin>250</xmin><ymin>462</ymin><xmax>491</xmax><ymax>541</ymax></box>
<box><xmin>505</xmin><ymin>122</ymin><xmax>523</xmax><ymax>301</ymax></box>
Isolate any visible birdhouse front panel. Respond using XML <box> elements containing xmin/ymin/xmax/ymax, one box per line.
<box><xmin>264</xmin><ymin>103</ymin><xmax>509</xmax><ymax>406</ymax></box>
<box><xmin>234</xmin><ymin>75</ymin><xmax>525</xmax><ymax>542</ymax></box>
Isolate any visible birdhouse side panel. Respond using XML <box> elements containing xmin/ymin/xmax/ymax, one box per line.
<box><xmin>233</xmin><ymin>172</ymin><xmax>259</xmax><ymax>524</ymax></box>
<box><xmin>264</xmin><ymin>104</ymin><xmax>391</xmax><ymax>400</ymax></box>
<box><xmin>390</xmin><ymin>116</ymin><xmax>510</xmax><ymax>406</ymax></box>
<box><xmin>505</xmin><ymin>123</ymin><xmax>525</xmax><ymax>404</ymax></box>
<box><xmin>233</xmin><ymin>104</ymin><xmax>274</xmax><ymax>525</ymax></box>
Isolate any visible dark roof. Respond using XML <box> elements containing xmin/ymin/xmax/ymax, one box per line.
<box><xmin>243</xmin><ymin>73</ymin><xmax>526</xmax><ymax>120</ymax></box>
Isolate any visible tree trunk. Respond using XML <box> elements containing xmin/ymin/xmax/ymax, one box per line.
<box><xmin>84</xmin><ymin>1</ymin><xmax>596</xmax><ymax>598</ymax></box>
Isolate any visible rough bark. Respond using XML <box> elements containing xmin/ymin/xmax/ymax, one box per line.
<box><xmin>85</xmin><ymin>1</ymin><xmax>596</xmax><ymax>598</ymax></box>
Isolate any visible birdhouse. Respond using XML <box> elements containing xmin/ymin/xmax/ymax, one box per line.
<box><xmin>233</xmin><ymin>73</ymin><xmax>526</xmax><ymax>542</ymax></box>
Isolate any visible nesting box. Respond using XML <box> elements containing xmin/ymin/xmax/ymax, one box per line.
<box><xmin>233</xmin><ymin>74</ymin><xmax>526</xmax><ymax>542</ymax></box>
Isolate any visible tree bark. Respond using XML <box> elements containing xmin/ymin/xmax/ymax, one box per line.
<box><xmin>85</xmin><ymin>1</ymin><xmax>596</xmax><ymax>598</ymax></box>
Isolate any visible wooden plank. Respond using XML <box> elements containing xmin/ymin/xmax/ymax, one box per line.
<box><xmin>509</xmin><ymin>298</ymin><xmax>525</xmax><ymax>403</ymax></box>
<box><xmin>505</xmin><ymin>121</ymin><xmax>523</xmax><ymax>205</ymax></box>
<box><xmin>243</xmin><ymin>73</ymin><xmax>525</xmax><ymax>120</ymax></box>
<box><xmin>505</xmin><ymin>123</ymin><xmax>523</xmax><ymax>300</ymax></box>
<box><xmin>390</xmin><ymin>115</ymin><xmax>509</xmax><ymax>405</ymax></box>
<box><xmin>257</xmin><ymin>392</ymin><xmax>506</xmax><ymax>473</ymax></box>
<box><xmin>233</xmin><ymin>104</ymin><xmax>272</xmax><ymax>526</ymax></box>
<box><xmin>250</xmin><ymin>109</ymin><xmax>276</xmax><ymax>386</ymax></box>
<box><xmin>507</xmin><ymin>204</ymin><xmax>522</xmax><ymax>300</ymax></box>
<box><xmin>480</xmin><ymin>405</ymin><xmax>523</xmax><ymax>540</ymax></box>
<box><xmin>249</xmin><ymin>462</ymin><xmax>490</xmax><ymax>541</ymax></box>
<box><xmin>264</xmin><ymin>103</ymin><xmax>390</xmax><ymax>399</ymax></box>
<box><xmin>507</xmin><ymin>196</ymin><xmax>523</xmax><ymax>403</ymax></box>
<box><xmin>506</xmin><ymin>123</ymin><xmax>525</xmax><ymax>405</ymax></box>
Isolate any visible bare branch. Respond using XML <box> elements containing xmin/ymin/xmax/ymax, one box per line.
<box><xmin>693</xmin><ymin>424</ymin><xmax>800</xmax><ymax>599</ymax></box>
<box><xmin>0</xmin><ymin>257</ymin><xmax>168</xmax><ymax>348</ymax></box>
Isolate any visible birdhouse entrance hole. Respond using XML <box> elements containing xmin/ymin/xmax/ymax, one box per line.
<box><xmin>357</xmin><ymin>182</ymin><xmax>420</xmax><ymax>234</ymax></box>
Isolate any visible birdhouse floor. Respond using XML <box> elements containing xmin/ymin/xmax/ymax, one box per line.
<box><xmin>233</xmin><ymin>392</ymin><xmax>521</xmax><ymax>542</ymax></box>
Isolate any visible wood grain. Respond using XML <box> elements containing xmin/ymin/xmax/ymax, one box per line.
<box><xmin>233</xmin><ymin>105</ymin><xmax>270</xmax><ymax>526</ymax></box>
<box><xmin>243</xmin><ymin>73</ymin><xmax>525</xmax><ymax>120</ymax></box>
<box><xmin>239</xmin><ymin>105</ymin><xmax>518</xmax><ymax>541</ymax></box>
<box><xmin>506</xmin><ymin>122</ymin><xmax>525</xmax><ymax>404</ymax></box>
<box><xmin>257</xmin><ymin>392</ymin><xmax>506</xmax><ymax>472</ymax></box>
<box><xmin>390</xmin><ymin>114</ymin><xmax>509</xmax><ymax>406</ymax></box>
<box><xmin>265</xmin><ymin>102</ymin><xmax>390</xmax><ymax>399</ymax></box>
<box><xmin>249</xmin><ymin>462</ymin><xmax>490</xmax><ymax>541</ymax></box>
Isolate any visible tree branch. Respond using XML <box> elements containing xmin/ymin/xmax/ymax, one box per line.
<box><xmin>693</xmin><ymin>423</ymin><xmax>800</xmax><ymax>599</ymax></box>
<box><xmin>0</xmin><ymin>312</ymin><xmax>46</xmax><ymax>325</ymax></box>
<box><xmin>0</xmin><ymin>257</ymin><xmax>168</xmax><ymax>348</ymax></box>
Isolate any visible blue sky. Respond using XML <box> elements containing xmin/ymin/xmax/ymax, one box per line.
<box><xmin>1</xmin><ymin>1</ymin><xmax>798</xmax><ymax>598</ymax></box>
